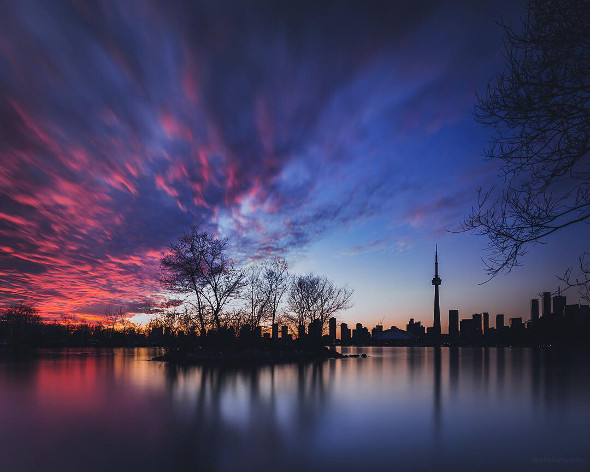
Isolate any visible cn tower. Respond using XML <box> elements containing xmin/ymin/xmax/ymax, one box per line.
<box><xmin>432</xmin><ymin>245</ymin><xmax>442</xmax><ymax>336</ymax></box>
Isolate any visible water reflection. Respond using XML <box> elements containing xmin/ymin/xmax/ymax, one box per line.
<box><xmin>0</xmin><ymin>347</ymin><xmax>589</xmax><ymax>471</ymax></box>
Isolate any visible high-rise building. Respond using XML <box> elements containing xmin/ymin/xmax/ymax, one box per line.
<box><xmin>407</xmin><ymin>318</ymin><xmax>425</xmax><ymax>337</ymax></box>
<box><xmin>329</xmin><ymin>317</ymin><xmax>337</xmax><ymax>341</ymax></box>
<box><xmin>352</xmin><ymin>324</ymin><xmax>370</xmax><ymax>344</ymax></box>
<box><xmin>432</xmin><ymin>245</ymin><xmax>442</xmax><ymax>336</ymax></box>
<box><xmin>553</xmin><ymin>288</ymin><xmax>566</xmax><ymax>317</ymax></box>
<box><xmin>542</xmin><ymin>292</ymin><xmax>551</xmax><ymax>317</ymax></box>
<box><xmin>341</xmin><ymin>323</ymin><xmax>351</xmax><ymax>344</ymax></box>
<box><xmin>483</xmin><ymin>312</ymin><xmax>490</xmax><ymax>334</ymax></box>
<box><xmin>472</xmin><ymin>313</ymin><xmax>482</xmax><ymax>335</ymax></box>
<box><xmin>460</xmin><ymin>318</ymin><xmax>474</xmax><ymax>337</ymax></box>
<box><xmin>272</xmin><ymin>323</ymin><xmax>278</xmax><ymax>339</ymax></box>
<box><xmin>496</xmin><ymin>314</ymin><xmax>505</xmax><ymax>329</ymax></box>
<box><xmin>459</xmin><ymin>317</ymin><xmax>482</xmax><ymax>343</ymax></box>
<box><xmin>449</xmin><ymin>309</ymin><xmax>459</xmax><ymax>338</ymax></box>
<box><xmin>281</xmin><ymin>325</ymin><xmax>289</xmax><ymax>340</ymax></box>
<box><xmin>308</xmin><ymin>319</ymin><xmax>322</xmax><ymax>339</ymax></box>
<box><xmin>298</xmin><ymin>324</ymin><xmax>306</xmax><ymax>339</ymax></box>
<box><xmin>530</xmin><ymin>299</ymin><xmax>539</xmax><ymax>322</ymax></box>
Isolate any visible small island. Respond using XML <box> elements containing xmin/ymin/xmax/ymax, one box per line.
<box><xmin>153</xmin><ymin>343</ymin><xmax>349</xmax><ymax>366</ymax></box>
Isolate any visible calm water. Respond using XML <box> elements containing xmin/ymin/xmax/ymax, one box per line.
<box><xmin>0</xmin><ymin>347</ymin><xmax>589</xmax><ymax>472</ymax></box>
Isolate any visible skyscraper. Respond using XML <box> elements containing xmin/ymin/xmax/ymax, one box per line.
<box><xmin>542</xmin><ymin>292</ymin><xmax>551</xmax><ymax>317</ymax></box>
<box><xmin>329</xmin><ymin>317</ymin><xmax>337</xmax><ymax>341</ymax></box>
<box><xmin>483</xmin><ymin>312</ymin><xmax>490</xmax><ymax>334</ymax></box>
<box><xmin>553</xmin><ymin>288</ymin><xmax>566</xmax><ymax>317</ymax></box>
<box><xmin>496</xmin><ymin>314</ymin><xmax>505</xmax><ymax>329</ymax></box>
<box><xmin>432</xmin><ymin>245</ymin><xmax>442</xmax><ymax>336</ymax></box>
<box><xmin>341</xmin><ymin>323</ymin><xmax>351</xmax><ymax>344</ymax></box>
<box><xmin>449</xmin><ymin>309</ymin><xmax>459</xmax><ymax>338</ymax></box>
<box><xmin>530</xmin><ymin>299</ymin><xmax>539</xmax><ymax>322</ymax></box>
<box><xmin>472</xmin><ymin>313</ymin><xmax>482</xmax><ymax>335</ymax></box>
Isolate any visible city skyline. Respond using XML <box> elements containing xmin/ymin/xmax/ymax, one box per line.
<box><xmin>331</xmin><ymin>250</ymin><xmax>584</xmax><ymax>339</ymax></box>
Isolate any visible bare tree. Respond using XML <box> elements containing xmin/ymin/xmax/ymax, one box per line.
<box><xmin>287</xmin><ymin>273</ymin><xmax>353</xmax><ymax>335</ymax></box>
<box><xmin>262</xmin><ymin>257</ymin><xmax>289</xmax><ymax>338</ymax></box>
<box><xmin>160</xmin><ymin>228</ymin><xmax>210</xmax><ymax>333</ymax></box>
<box><xmin>160</xmin><ymin>227</ymin><xmax>245</xmax><ymax>332</ymax></box>
<box><xmin>560</xmin><ymin>253</ymin><xmax>590</xmax><ymax>303</ymax></box>
<box><xmin>463</xmin><ymin>0</ymin><xmax>590</xmax><ymax>297</ymax></box>
<box><xmin>242</xmin><ymin>265</ymin><xmax>271</xmax><ymax>331</ymax></box>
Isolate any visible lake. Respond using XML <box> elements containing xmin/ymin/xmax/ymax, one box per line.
<box><xmin>0</xmin><ymin>347</ymin><xmax>588</xmax><ymax>471</ymax></box>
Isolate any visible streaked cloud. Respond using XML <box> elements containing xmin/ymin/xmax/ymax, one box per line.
<box><xmin>0</xmin><ymin>0</ymin><xmax>522</xmax><ymax>319</ymax></box>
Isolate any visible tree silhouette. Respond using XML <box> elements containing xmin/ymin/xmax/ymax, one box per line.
<box><xmin>243</xmin><ymin>264</ymin><xmax>272</xmax><ymax>331</ymax></box>
<box><xmin>241</xmin><ymin>258</ymin><xmax>289</xmax><ymax>336</ymax></box>
<box><xmin>160</xmin><ymin>227</ymin><xmax>245</xmax><ymax>332</ymax></box>
<box><xmin>464</xmin><ymin>0</ymin><xmax>590</xmax><ymax>297</ymax></box>
<box><xmin>0</xmin><ymin>304</ymin><xmax>42</xmax><ymax>343</ymax></box>
<box><xmin>262</xmin><ymin>257</ymin><xmax>289</xmax><ymax>338</ymax></box>
<box><xmin>287</xmin><ymin>274</ymin><xmax>353</xmax><ymax>335</ymax></box>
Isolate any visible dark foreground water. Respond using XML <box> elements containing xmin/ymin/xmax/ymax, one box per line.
<box><xmin>0</xmin><ymin>347</ymin><xmax>589</xmax><ymax>472</ymax></box>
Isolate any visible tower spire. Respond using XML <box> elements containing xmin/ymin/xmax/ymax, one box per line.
<box><xmin>435</xmin><ymin>244</ymin><xmax>438</xmax><ymax>276</ymax></box>
<box><xmin>432</xmin><ymin>245</ymin><xmax>442</xmax><ymax>337</ymax></box>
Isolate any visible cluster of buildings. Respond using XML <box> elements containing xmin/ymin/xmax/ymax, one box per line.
<box><xmin>328</xmin><ymin>247</ymin><xmax>590</xmax><ymax>347</ymax></box>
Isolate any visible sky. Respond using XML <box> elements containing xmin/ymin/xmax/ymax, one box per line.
<box><xmin>1</xmin><ymin>0</ymin><xmax>587</xmax><ymax>328</ymax></box>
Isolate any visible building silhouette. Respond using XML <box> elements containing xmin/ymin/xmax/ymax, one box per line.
<box><xmin>460</xmin><ymin>314</ymin><xmax>483</xmax><ymax>344</ymax></box>
<box><xmin>530</xmin><ymin>299</ymin><xmax>539</xmax><ymax>322</ymax></box>
<box><xmin>483</xmin><ymin>312</ymin><xmax>490</xmax><ymax>334</ymax></box>
<box><xmin>472</xmin><ymin>313</ymin><xmax>482</xmax><ymax>335</ymax></box>
<box><xmin>352</xmin><ymin>323</ymin><xmax>370</xmax><ymax>344</ymax></box>
<box><xmin>449</xmin><ymin>309</ymin><xmax>459</xmax><ymax>340</ymax></box>
<box><xmin>542</xmin><ymin>292</ymin><xmax>551</xmax><ymax>317</ymax></box>
<box><xmin>407</xmin><ymin>318</ymin><xmax>425</xmax><ymax>337</ymax></box>
<box><xmin>308</xmin><ymin>319</ymin><xmax>322</xmax><ymax>340</ymax></box>
<box><xmin>565</xmin><ymin>304</ymin><xmax>590</xmax><ymax>326</ymax></box>
<box><xmin>496</xmin><ymin>314</ymin><xmax>505</xmax><ymax>330</ymax></box>
<box><xmin>371</xmin><ymin>324</ymin><xmax>383</xmax><ymax>338</ymax></box>
<box><xmin>553</xmin><ymin>288</ymin><xmax>566</xmax><ymax>317</ymax></box>
<box><xmin>298</xmin><ymin>324</ymin><xmax>306</xmax><ymax>339</ymax></box>
<box><xmin>329</xmin><ymin>317</ymin><xmax>336</xmax><ymax>341</ymax></box>
<box><xmin>432</xmin><ymin>245</ymin><xmax>442</xmax><ymax>337</ymax></box>
<box><xmin>340</xmin><ymin>322</ymin><xmax>351</xmax><ymax>345</ymax></box>
<box><xmin>281</xmin><ymin>325</ymin><xmax>289</xmax><ymax>340</ymax></box>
